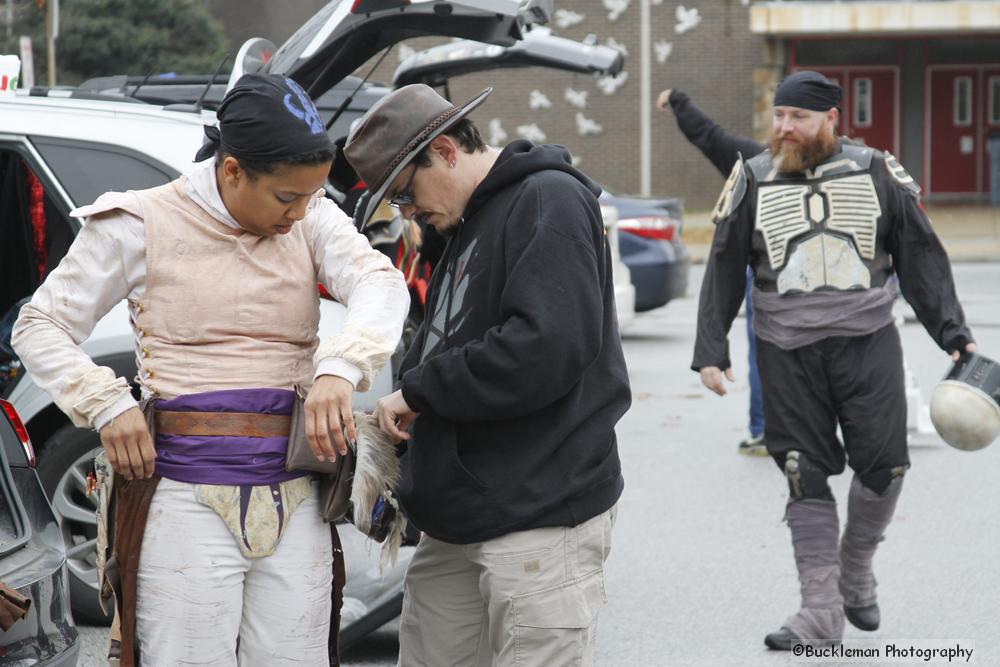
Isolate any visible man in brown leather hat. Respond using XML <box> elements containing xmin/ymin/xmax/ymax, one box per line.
<box><xmin>346</xmin><ymin>83</ymin><xmax>630</xmax><ymax>666</ymax></box>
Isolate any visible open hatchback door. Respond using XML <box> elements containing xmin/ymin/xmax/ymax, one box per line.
<box><xmin>265</xmin><ymin>0</ymin><xmax>553</xmax><ymax>98</ymax></box>
<box><xmin>391</xmin><ymin>26</ymin><xmax>623</xmax><ymax>89</ymax></box>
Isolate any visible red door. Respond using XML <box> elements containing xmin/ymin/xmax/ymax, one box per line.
<box><xmin>928</xmin><ymin>67</ymin><xmax>980</xmax><ymax>196</ymax></box>
<box><xmin>845</xmin><ymin>69</ymin><xmax>898</xmax><ymax>156</ymax></box>
<box><xmin>983</xmin><ymin>67</ymin><xmax>1000</xmax><ymax>201</ymax></box>
<box><xmin>809</xmin><ymin>67</ymin><xmax>899</xmax><ymax>156</ymax></box>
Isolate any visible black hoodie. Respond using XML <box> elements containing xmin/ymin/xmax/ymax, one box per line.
<box><xmin>397</xmin><ymin>140</ymin><xmax>630</xmax><ymax>544</ymax></box>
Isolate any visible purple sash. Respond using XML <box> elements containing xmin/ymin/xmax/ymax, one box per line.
<box><xmin>153</xmin><ymin>387</ymin><xmax>307</xmax><ymax>486</ymax></box>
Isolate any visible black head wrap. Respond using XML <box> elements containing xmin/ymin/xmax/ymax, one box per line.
<box><xmin>194</xmin><ymin>73</ymin><xmax>334</xmax><ymax>162</ymax></box>
<box><xmin>773</xmin><ymin>70</ymin><xmax>842</xmax><ymax>112</ymax></box>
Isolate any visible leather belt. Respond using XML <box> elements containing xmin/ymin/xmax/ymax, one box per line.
<box><xmin>154</xmin><ymin>411</ymin><xmax>291</xmax><ymax>438</ymax></box>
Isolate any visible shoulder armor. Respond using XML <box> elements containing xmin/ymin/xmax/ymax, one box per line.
<box><xmin>809</xmin><ymin>142</ymin><xmax>874</xmax><ymax>178</ymax></box>
<box><xmin>883</xmin><ymin>151</ymin><xmax>921</xmax><ymax>196</ymax></box>
<box><xmin>839</xmin><ymin>143</ymin><xmax>874</xmax><ymax>171</ymax></box>
<box><xmin>747</xmin><ymin>151</ymin><xmax>776</xmax><ymax>181</ymax></box>
<box><xmin>711</xmin><ymin>157</ymin><xmax>748</xmax><ymax>224</ymax></box>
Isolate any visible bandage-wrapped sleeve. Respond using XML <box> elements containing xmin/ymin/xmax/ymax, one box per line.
<box><xmin>11</xmin><ymin>212</ymin><xmax>143</xmax><ymax>429</ymax></box>
<box><xmin>307</xmin><ymin>197</ymin><xmax>409</xmax><ymax>392</ymax></box>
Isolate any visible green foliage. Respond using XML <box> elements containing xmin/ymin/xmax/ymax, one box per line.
<box><xmin>1</xmin><ymin>0</ymin><xmax>229</xmax><ymax>85</ymax></box>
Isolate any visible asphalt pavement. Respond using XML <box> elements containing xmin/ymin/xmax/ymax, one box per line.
<box><xmin>590</xmin><ymin>261</ymin><xmax>1000</xmax><ymax>667</ymax></box>
<box><xmin>77</xmin><ymin>262</ymin><xmax>1000</xmax><ymax>667</ymax></box>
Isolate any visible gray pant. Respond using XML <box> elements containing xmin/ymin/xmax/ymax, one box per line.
<box><xmin>398</xmin><ymin>506</ymin><xmax>616</xmax><ymax>667</ymax></box>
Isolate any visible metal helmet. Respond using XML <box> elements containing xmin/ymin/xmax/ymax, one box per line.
<box><xmin>930</xmin><ymin>352</ymin><xmax>1000</xmax><ymax>451</ymax></box>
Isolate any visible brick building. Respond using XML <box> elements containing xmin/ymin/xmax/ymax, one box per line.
<box><xmin>208</xmin><ymin>1</ymin><xmax>1000</xmax><ymax>209</ymax></box>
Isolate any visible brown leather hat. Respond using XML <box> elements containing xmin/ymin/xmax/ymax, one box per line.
<box><xmin>345</xmin><ymin>83</ymin><xmax>492</xmax><ymax>226</ymax></box>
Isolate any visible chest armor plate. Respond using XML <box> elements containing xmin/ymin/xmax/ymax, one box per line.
<box><xmin>755</xmin><ymin>165</ymin><xmax>882</xmax><ymax>294</ymax></box>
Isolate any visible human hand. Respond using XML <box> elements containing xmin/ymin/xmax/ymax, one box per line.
<box><xmin>699</xmin><ymin>366</ymin><xmax>735</xmax><ymax>396</ymax></box>
<box><xmin>306</xmin><ymin>375</ymin><xmax>356</xmax><ymax>462</ymax></box>
<box><xmin>375</xmin><ymin>390</ymin><xmax>418</xmax><ymax>442</ymax></box>
<box><xmin>656</xmin><ymin>89</ymin><xmax>673</xmax><ymax>111</ymax></box>
<box><xmin>99</xmin><ymin>407</ymin><xmax>156</xmax><ymax>480</ymax></box>
<box><xmin>951</xmin><ymin>341</ymin><xmax>978</xmax><ymax>363</ymax></box>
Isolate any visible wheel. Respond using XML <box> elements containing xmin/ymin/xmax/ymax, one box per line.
<box><xmin>35</xmin><ymin>423</ymin><xmax>113</xmax><ymax>626</ymax></box>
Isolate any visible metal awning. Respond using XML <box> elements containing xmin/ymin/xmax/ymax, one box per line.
<box><xmin>750</xmin><ymin>1</ymin><xmax>1000</xmax><ymax>36</ymax></box>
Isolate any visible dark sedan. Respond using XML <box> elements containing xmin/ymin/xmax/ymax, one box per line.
<box><xmin>600</xmin><ymin>192</ymin><xmax>690</xmax><ymax>311</ymax></box>
<box><xmin>1</xmin><ymin>398</ymin><xmax>79</xmax><ymax>665</ymax></box>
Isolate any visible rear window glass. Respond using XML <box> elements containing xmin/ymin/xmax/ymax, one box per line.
<box><xmin>31</xmin><ymin>138</ymin><xmax>178</xmax><ymax>207</ymax></box>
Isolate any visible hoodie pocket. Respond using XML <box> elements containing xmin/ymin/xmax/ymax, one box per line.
<box><xmin>453</xmin><ymin>443</ymin><xmax>489</xmax><ymax>492</ymax></box>
<box><xmin>401</xmin><ymin>418</ymin><xmax>492</xmax><ymax>529</ymax></box>
<box><xmin>409</xmin><ymin>417</ymin><xmax>488</xmax><ymax>493</ymax></box>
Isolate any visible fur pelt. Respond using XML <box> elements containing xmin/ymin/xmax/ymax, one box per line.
<box><xmin>350</xmin><ymin>413</ymin><xmax>407</xmax><ymax>569</ymax></box>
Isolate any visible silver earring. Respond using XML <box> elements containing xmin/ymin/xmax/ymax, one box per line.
<box><xmin>449</xmin><ymin>161</ymin><xmax>456</xmax><ymax>168</ymax></box>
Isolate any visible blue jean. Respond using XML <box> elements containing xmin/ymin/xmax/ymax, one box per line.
<box><xmin>746</xmin><ymin>268</ymin><xmax>765</xmax><ymax>438</ymax></box>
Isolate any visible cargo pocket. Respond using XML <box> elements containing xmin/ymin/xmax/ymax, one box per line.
<box><xmin>510</xmin><ymin>570</ymin><xmax>607</xmax><ymax>667</ymax></box>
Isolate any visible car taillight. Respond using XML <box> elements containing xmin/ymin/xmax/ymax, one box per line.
<box><xmin>0</xmin><ymin>399</ymin><xmax>35</xmax><ymax>467</ymax></box>
<box><xmin>618</xmin><ymin>216</ymin><xmax>678</xmax><ymax>241</ymax></box>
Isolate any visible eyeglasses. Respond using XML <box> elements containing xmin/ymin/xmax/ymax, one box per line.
<box><xmin>388</xmin><ymin>165</ymin><xmax>418</xmax><ymax>209</ymax></box>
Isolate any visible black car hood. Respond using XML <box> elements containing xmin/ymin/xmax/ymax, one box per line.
<box><xmin>392</xmin><ymin>26</ymin><xmax>623</xmax><ymax>87</ymax></box>
<box><xmin>266</xmin><ymin>0</ymin><xmax>552</xmax><ymax>98</ymax></box>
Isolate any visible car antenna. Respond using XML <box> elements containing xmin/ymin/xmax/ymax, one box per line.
<box><xmin>325</xmin><ymin>45</ymin><xmax>393</xmax><ymax>132</ymax></box>
<box><xmin>194</xmin><ymin>53</ymin><xmax>231</xmax><ymax>112</ymax></box>
<box><xmin>129</xmin><ymin>70</ymin><xmax>156</xmax><ymax>100</ymax></box>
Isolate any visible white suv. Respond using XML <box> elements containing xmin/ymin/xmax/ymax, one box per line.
<box><xmin>0</xmin><ymin>0</ymin><xmax>553</xmax><ymax>648</ymax></box>
<box><xmin>0</xmin><ymin>89</ymin><xmax>410</xmax><ymax>640</ymax></box>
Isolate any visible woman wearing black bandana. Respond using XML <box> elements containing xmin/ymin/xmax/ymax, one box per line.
<box><xmin>12</xmin><ymin>74</ymin><xmax>409</xmax><ymax>665</ymax></box>
<box><xmin>692</xmin><ymin>70</ymin><xmax>975</xmax><ymax>650</ymax></box>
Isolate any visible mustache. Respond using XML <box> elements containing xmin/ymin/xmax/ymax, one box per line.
<box><xmin>769</xmin><ymin>129</ymin><xmax>838</xmax><ymax>173</ymax></box>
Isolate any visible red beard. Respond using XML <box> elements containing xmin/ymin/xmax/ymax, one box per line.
<box><xmin>769</xmin><ymin>128</ymin><xmax>839</xmax><ymax>173</ymax></box>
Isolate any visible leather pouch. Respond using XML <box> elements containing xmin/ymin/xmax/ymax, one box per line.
<box><xmin>285</xmin><ymin>385</ymin><xmax>355</xmax><ymax>522</ymax></box>
<box><xmin>0</xmin><ymin>582</ymin><xmax>30</xmax><ymax>631</ymax></box>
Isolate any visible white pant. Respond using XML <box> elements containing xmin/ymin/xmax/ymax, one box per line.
<box><xmin>136</xmin><ymin>478</ymin><xmax>333</xmax><ymax>666</ymax></box>
<box><xmin>398</xmin><ymin>506</ymin><xmax>616</xmax><ymax>667</ymax></box>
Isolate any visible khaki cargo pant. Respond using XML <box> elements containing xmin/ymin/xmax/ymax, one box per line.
<box><xmin>398</xmin><ymin>506</ymin><xmax>616</xmax><ymax>667</ymax></box>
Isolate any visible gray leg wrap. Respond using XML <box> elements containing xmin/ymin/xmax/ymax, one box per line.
<box><xmin>839</xmin><ymin>473</ymin><xmax>904</xmax><ymax>607</ymax></box>
<box><xmin>783</xmin><ymin>498</ymin><xmax>845</xmax><ymax>642</ymax></box>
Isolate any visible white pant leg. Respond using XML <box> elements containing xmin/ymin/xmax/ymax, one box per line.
<box><xmin>136</xmin><ymin>478</ymin><xmax>248</xmax><ymax>667</ymax></box>
<box><xmin>238</xmin><ymin>490</ymin><xmax>333</xmax><ymax>666</ymax></box>
<box><xmin>397</xmin><ymin>535</ymin><xmax>489</xmax><ymax>667</ymax></box>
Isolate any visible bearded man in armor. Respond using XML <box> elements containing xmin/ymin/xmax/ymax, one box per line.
<box><xmin>692</xmin><ymin>71</ymin><xmax>976</xmax><ymax>650</ymax></box>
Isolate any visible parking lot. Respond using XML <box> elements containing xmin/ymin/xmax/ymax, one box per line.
<box><xmin>70</xmin><ymin>262</ymin><xmax>1000</xmax><ymax>666</ymax></box>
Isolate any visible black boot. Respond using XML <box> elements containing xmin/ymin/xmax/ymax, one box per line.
<box><xmin>764</xmin><ymin>627</ymin><xmax>802</xmax><ymax>651</ymax></box>
<box><xmin>844</xmin><ymin>604</ymin><xmax>880</xmax><ymax>632</ymax></box>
